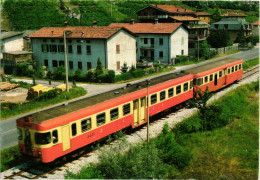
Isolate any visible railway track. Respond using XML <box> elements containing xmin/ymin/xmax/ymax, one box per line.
<box><xmin>1</xmin><ymin>66</ymin><xmax>259</xmax><ymax>179</ymax></box>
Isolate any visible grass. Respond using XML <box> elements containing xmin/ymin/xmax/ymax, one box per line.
<box><xmin>243</xmin><ymin>57</ymin><xmax>259</xmax><ymax>71</ymax></box>
<box><xmin>1</xmin><ymin>86</ymin><xmax>87</xmax><ymax>120</ymax></box>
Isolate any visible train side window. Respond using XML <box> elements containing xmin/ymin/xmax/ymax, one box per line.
<box><xmin>97</xmin><ymin>113</ymin><xmax>106</xmax><ymax>126</ymax></box>
<box><xmin>239</xmin><ymin>64</ymin><xmax>242</xmax><ymax>70</ymax></box>
<box><xmin>235</xmin><ymin>65</ymin><xmax>238</xmax><ymax>71</ymax></box>
<box><xmin>184</xmin><ymin>82</ymin><xmax>188</xmax><ymax>92</ymax></box>
<box><xmin>204</xmin><ymin>76</ymin><xmax>208</xmax><ymax>83</ymax></box>
<box><xmin>151</xmin><ymin>94</ymin><xmax>157</xmax><ymax>104</ymax></box>
<box><xmin>197</xmin><ymin>78</ymin><xmax>203</xmax><ymax>86</ymax></box>
<box><xmin>232</xmin><ymin>66</ymin><xmax>234</xmax><ymax>72</ymax></box>
<box><xmin>81</xmin><ymin>118</ymin><xmax>91</xmax><ymax>132</ymax></box>
<box><xmin>52</xmin><ymin>130</ymin><xmax>58</xmax><ymax>144</ymax></box>
<box><xmin>193</xmin><ymin>78</ymin><xmax>197</xmax><ymax>85</ymax></box>
<box><xmin>176</xmin><ymin>85</ymin><xmax>181</xmax><ymax>95</ymax></box>
<box><xmin>168</xmin><ymin>88</ymin><xmax>174</xmax><ymax>98</ymax></box>
<box><xmin>18</xmin><ymin>128</ymin><xmax>23</xmax><ymax>140</ymax></box>
<box><xmin>210</xmin><ymin>74</ymin><xmax>213</xmax><ymax>81</ymax></box>
<box><xmin>110</xmin><ymin>108</ymin><xmax>119</xmax><ymax>121</ymax></box>
<box><xmin>219</xmin><ymin>71</ymin><xmax>223</xmax><ymax>77</ymax></box>
<box><xmin>123</xmin><ymin>104</ymin><xmax>130</xmax><ymax>115</ymax></box>
<box><xmin>190</xmin><ymin>80</ymin><xmax>193</xmax><ymax>89</ymax></box>
<box><xmin>228</xmin><ymin>68</ymin><xmax>230</xmax><ymax>74</ymax></box>
<box><xmin>160</xmin><ymin>91</ymin><xmax>166</xmax><ymax>101</ymax></box>
<box><xmin>71</xmin><ymin>123</ymin><xmax>77</xmax><ymax>136</ymax></box>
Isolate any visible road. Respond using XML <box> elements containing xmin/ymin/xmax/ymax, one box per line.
<box><xmin>1</xmin><ymin>47</ymin><xmax>259</xmax><ymax>150</ymax></box>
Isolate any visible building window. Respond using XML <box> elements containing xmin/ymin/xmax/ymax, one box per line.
<box><xmin>159</xmin><ymin>51</ymin><xmax>163</xmax><ymax>58</ymax></box>
<box><xmin>110</xmin><ymin>108</ymin><xmax>119</xmax><ymax>121</ymax></box>
<box><xmin>159</xmin><ymin>38</ymin><xmax>163</xmax><ymax>45</ymax></box>
<box><xmin>41</xmin><ymin>44</ymin><xmax>49</xmax><ymax>52</ymax></box>
<box><xmin>44</xmin><ymin>59</ymin><xmax>48</xmax><ymax>67</ymax></box>
<box><xmin>81</xmin><ymin>118</ymin><xmax>91</xmax><ymax>132</ymax></box>
<box><xmin>97</xmin><ymin>113</ymin><xmax>106</xmax><ymax>126</ymax></box>
<box><xmin>71</xmin><ymin>123</ymin><xmax>77</xmax><ymax>136</ymax></box>
<box><xmin>86</xmin><ymin>45</ymin><xmax>91</xmax><ymax>54</ymax></box>
<box><xmin>116</xmin><ymin>45</ymin><xmax>120</xmax><ymax>54</ymax></box>
<box><xmin>78</xmin><ymin>61</ymin><xmax>82</xmax><ymax>70</ymax></box>
<box><xmin>117</xmin><ymin>61</ymin><xmax>120</xmax><ymax>70</ymax></box>
<box><xmin>160</xmin><ymin>91</ymin><xmax>166</xmax><ymax>101</ymax></box>
<box><xmin>69</xmin><ymin>61</ymin><xmax>73</xmax><ymax>69</ymax></box>
<box><xmin>51</xmin><ymin>39</ymin><xmax>55</xmax><ymax>42</ymax></box>
<box><xmin>181</xmin><ymin>37</ymin><xmax>184</xmax><ymax>45</ymax></box>
<box><xmin>176</xmin><ymin>85</ymin><xmax>182</xmax><ymax>95</ymax></box>
<box><xmin>144</xmin><ymin>38</ymin><xmax>148</xmax><ymax>44</ymax></box>
<box><xmin>181</xmin><ymin>50</ymin><xmax>184</xmax><ymax>55</ymax></box>
<box><xmin>59</xmin><ymin>39</ymin><xmax>63</xmax><ymax>43</ymax></box>
<box><xmin>52</xmin><ymin>60</ymin><xmax>58</xmax><ymax>68</ymax></box>
<box><xmin>123</xmin><ymin>104</ymin><xmax>130</xmax><ymax>115</ymax></box>
<box><xmin>77</xmin><ymin>45</ymin><xmax>81</xmax><ymax>54</ymax></box>
<box><xmin>77</xmin><ymin>39</ymin><xmax>83</xmax><ymax>43</ymax></box>
<box><xmin>68</xmin><ymin>39</ymin><xmax>72</xmax><ymax>43</ymax></box>
<box><xmin>151</xmin><ymin>94</ymin><xmax>157</xmax><ymax>104</ymax></box>
<box><xmin>86</xmin><ymin>39</ymin><xmax>90</xmax><ymax>43</ymax></box>
<box><xmin>50</xmin><ymin>45</ymin><xmax>57</xmax><ymax>53</ymax></box>
<box><xmin>58</xmin><ymin>45</ymin><xmax>64</xmax><ymax>53</ymax></box>
<box><xmin>168</xmin><ymin>88</ymin><xmax>174</xmax><ymax>97</ymax></box>
<box><xmin>87</xmin><ymin>62</ymin><xmax>92</xmax><ymax>70</ymax></box>
<box><xmin>68</xmin><ymin>45</ymin><xmax>73</xmax><ymax>53</ymax></box>
<box><xmin>59</xmin><ymin>60</ymin><xmax>64</xmax><ymax>66</ymax></box>
<box><xmin>151</xmin><ymin>38</ymin><xmax>154</xmax><ymax>45</ymax></box>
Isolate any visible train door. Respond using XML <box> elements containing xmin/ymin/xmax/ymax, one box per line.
<box><xmin>24</xmin><ymin>129</ymin><xmax>32</xmax><ymax>153</ymax></box>
<box><xmin>133</xmin><ymin>97</ymin><xmax>146</xmax><ymax>126</ymax></box>
<box><xmin>61</xmin><ymin>124</ymin><xmax>71</xmax><ymax>151</ymax></box>
<box><xmin>214</xmin><ymin>73</ymin><xmax>218</xmax><ymax>86</ymax></box>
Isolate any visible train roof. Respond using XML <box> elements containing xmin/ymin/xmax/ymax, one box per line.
<box><xmin>184</xmin><ymin>58</ymin><xmax>243</xmax><ymax>74</ymax></box>
<box><xmin>27</xmin><ymin>71</ymin><xmax>190</xmax><ymax>124</ymax></box>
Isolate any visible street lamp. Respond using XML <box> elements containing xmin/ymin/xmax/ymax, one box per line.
<box><xmin>63</xmin><ymin>30</ymin><xmax>72</xmax><ymax>92</ymax></box>
<box><xmin>146</xmin><ymin>79</ymin><xmax>150</xmax><ymax>142</ymax></box>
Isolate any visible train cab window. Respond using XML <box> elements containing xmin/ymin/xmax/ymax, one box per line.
<box><xmin>160</xmin><ymin>91</ymin><xmax>166</xmax><ymax>101</ymax></box>
<box><xmin>176</xmin><ymin>85</ymin><xmax>181</xmax><ymax>95</ymax></box>
<box><xmin>210</xmin><ymin>74</ymin><xmax>213</xmax><ymax>81</ymax></box>
<box><xmin>184</xmin><ymin>82</ymin><xmax>189</xmax><ymax>92</ymax></box>
<box><xmin>235</xmin><ymin>65</ymin><xmax>238</xmax><ymax>71</ymax></box>
<box><xmin>52</xmin><ymin>130</ymin><xmax>58</xmax><ymax>144</ymax></box>
<box><xmin>82</xmin><ymin>118</ymin><xmax>91</xmax><ymax>132</ymax></box>
<box><xmin>219</xmin><ymin>71</ymin><xmax>223</xmax><ymax>77</ymax></box>
<box><xmin>205</xmin><ymin>76</ymin><xmax>208</xmax><ymax>83</ymax></box>
<box><xmin>35</xmin><ymin>132</ymin><xmax>51</xmax><ymax>145</ymax></box>
<box><xmin>123</xmin><ymin>104</ymin><xmax>131</xmax><ymax>115</ymax></box>
<box><xmin>232</xmin><ymin>66</ymin><xmax>234</xmax><ymax>73</ymax></box>
<box><xmin>71</xmin><ymin>123</ymin><xmax>77</xmax><ymax>136</ymax></box>
<box><xmin>110</xmin><ymin>108</ymin><xmax>119</xmax><ymax>121</ymax></box>
<box><xmin>97</xmin><ymin>113</ymin><xmax>106</xmax><ymax>126</ymax></box>
<box><xmin>228</xmin><ymin>68</ymin><xmax>230</xmax><ymax>74</ymax></box>
<box><xmin>168</xmin><ymin>88</ymin><xmax>174</xmax><ymax>98</ymax></box>
<box><xmin>190</xmin><ymin>80</ymin><xmax>193</xmax><ymax>89</ymax></box>
<box><xmin>18</xmin><ymin>128</ymin><xmax>23</xmax><ymax>140</ymax></box>
<box><xmin>239</xmin><ymin>64</ymin><xmax>242</xmax><ymax>70</ymax></box>
<box><xmin>151</xmin><ymin>94</ymin><xmax>157</xmax><ymax>104</ymax></box>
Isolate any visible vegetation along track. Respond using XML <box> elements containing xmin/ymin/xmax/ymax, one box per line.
<box><xmin>1</xmin><ymin>66</ymin><xmax>259</xmax><ymax>179</ymax></box>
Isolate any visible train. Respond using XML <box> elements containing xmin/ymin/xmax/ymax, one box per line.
<box><xmin>16</xmin><ymin>58</ymin><xmax>243</xmax><ymax>163</ymax></box>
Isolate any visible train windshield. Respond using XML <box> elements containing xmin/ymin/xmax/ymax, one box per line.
<box><xmin>35</xmin><ymin>132</ymin><xmax>51</xmax><ymax>145</ymax></box>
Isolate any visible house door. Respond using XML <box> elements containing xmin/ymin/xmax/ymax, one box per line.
<box><xmin>61</xmin><ymin>124</ymin><xmax>71</xmax><ymax>151</ymax></box>
<box><xmin>214</xmin><ymin>73</ymin><xmax>218</xmax><ymax>86</ymax></box>
<box><xmin>133</xmin><ymin>97</ymin><xmax>146</xmax><ymax>126</ymax></box>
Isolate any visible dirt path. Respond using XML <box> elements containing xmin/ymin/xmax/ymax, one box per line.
<box><xmin>1</xmin><ymin>87</ymin><xmax>28</xmax><ymax>103</ymax></box>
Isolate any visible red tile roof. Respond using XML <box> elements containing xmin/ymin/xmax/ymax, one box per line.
<box><xmin>253</xmin><ymin>21</ymin><xmax>259</xmax><ymax>26</ymax></box>
<box><xmin>170</xmin><ymin>16</ymin><xmax>199</xmax><ymax>21</ymax></box>
<box><xmin>109</xmin><ymin>23</ymin><xmax>182</xmax><ymax>34</ymax></box>
<box><xmin>151</xmin><ymin>4</ymin><xmax>195</xmax><ymax>13</ymax></box>
<box><xmin>221</xmin><ymin>12</ymin><xmax>247</xmax><ymax>17</ymax></box>
<box><xmin>29</xmin><ymin>26</ymin><xmax>127</xmax><ymax>39</ymax></box>
<box><xmin>196</xmin><ymin>12</ymin><xmax>211</xmax><ymax>16</ymax></box>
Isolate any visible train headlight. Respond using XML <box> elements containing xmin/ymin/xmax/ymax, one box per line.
<box><xmin>38</xmin><ymin>151</ymin><xmax>42</xmax><ymax>156</ymax></box>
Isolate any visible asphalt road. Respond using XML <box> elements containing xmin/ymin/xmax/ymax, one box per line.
<box><xmin>1</xmin><ymin>47</ymin><xmax>259</xmax><ymax>150</ymax></box>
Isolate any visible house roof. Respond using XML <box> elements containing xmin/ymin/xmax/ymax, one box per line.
<box><xmin>253</xmin><ymin>21</ymin><xmax>259</xmax><ymax>26</ymax></box>
<box><xmin>150</xmin><ymin>4</ymin><xmax>195</xmax><ymax>14</ymax></box>
<box><xmin>170</xmin><ymin>16</ymin><xmax>199</xmax><ymax>21</ymax></box>
<box><xmin>196</xmin><ymin>12</ymin><xmax>211</xmax><ymax>16</ymax></box>
<box><xmin>221</xmin><ymin>12</ymin><xmax>247</xmax><ymax>17</ymax></box>
<box><xmin>29</xmin><ymin>26</ymin><xmax>134</xmax><ymax>39</ymax></box>
<box><xmin>210</xmin><ymin>18</ymin><xmax>251</xmax><ymax>31</ymax></box>
<box><xmin>23</xmin><ymin>30</ymin><xmax>38</xmax><ymax>37</ymax></box>
<box><xmin>1</xmin><ymin>31</ymin><xmax>24</xmax><ymax>40</ymax></box>
<box><xmin>109</xmin><ymin>23</ymin><xmax>182</xmax><ymax>34</ymax></box>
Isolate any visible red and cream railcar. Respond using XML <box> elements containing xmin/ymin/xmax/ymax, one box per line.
<box><xmin>185</xmin><ymin>58</ymin><xmax>243</xmax><ymax>93</ymax></box>
<box><xmin>17</xmin><ymin>72</ymin><xmax>194</xmax><ymax>163</ymax></box>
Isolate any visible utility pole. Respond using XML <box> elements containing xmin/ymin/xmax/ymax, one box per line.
<box><xmin>146</xmin><ymin>79</ymin><xmax>150</xmax><ymax>142</ymax></box>
<box><xmin>63</xmin><ymin>30</ymin><xmax>72</xmax><ymax>92</ymax></box>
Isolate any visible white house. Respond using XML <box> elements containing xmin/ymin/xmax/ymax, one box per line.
<box><xmin>109</xmin><ymin>20</ymin><xmax>188</xmax><ymax>64</ymax></box>
<box><xmin>29</xmin><ymin>26</ymin><xmax>136</xmax><ymax>73</ymax></box>
<box><xmin>1</xmin><ymin>31</ymin><xmax>24</xmax><ymax>59</ymax></box>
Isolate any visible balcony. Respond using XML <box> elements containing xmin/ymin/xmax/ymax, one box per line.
<box><xmin>140</xmin><ymin>44</ymin><xmax>155</xmax><ymax>49</ymax></box>
<box><xmin>187</xmin><ymin>24</ymin><xmax>210</xmax><ymax>29</ymax></box>
<box><xmin>138</xmin><ymin>14</ymin><xmax>168</xmax><ymax>20</ymax></box>
<box><xmin>188</xmin><ymin>34</ymin><xmax>207</xmax><ymax>41</ymax></box>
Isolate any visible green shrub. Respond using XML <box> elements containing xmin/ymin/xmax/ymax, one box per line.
<box><xmin>132</xmin><ymin>69</ymin><xmax>145</xmax><ymax>78</ymax></box>
<box><xmin>33</xmin><ymin>89</ymin><xmax>59</xmax><ymax>102</ymax></box>
<box><xmin>115</xmin><ymin>72</ymin><xmax>132</xmax><ymax>82</ymax></box>
<box><xmin>53</xmin><ymin>66</ymin><xmax>65</xmax><ymax>80</ymax></box>
<box><xmin>175</xmin><ymin>56</ymin><xmax>188</xmax><ymax>64</ymax></box>
<box><xmin>95</xmin><ymin>57</ymin><xmax>104</xmax><ymax>76</ymax></box>
<box><xmin>86</xmin><ymin>69</ymin><xmax>96</xmax><ymax>82</ymax></box>
<box><xmin>1</xmin><ymin>103</ymin><xmax>18</xmax><ymax>110</ymax></box>
<box><xmin>107</xmin><ymin>70</ymin><xmax>115</xmax><ymax>83</ymax></box>
<box><xmin>174</xmin><ymin>115</ymin><xmax>202</xmax><ymax>134</ymax></box>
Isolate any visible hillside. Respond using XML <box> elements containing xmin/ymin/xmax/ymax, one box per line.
<box><xmin>1</xmin><ymin>0</ymin><xmax>259</xmax><ymax>31</ymax></box>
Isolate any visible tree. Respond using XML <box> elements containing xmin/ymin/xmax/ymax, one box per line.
<box><xmin>95</xmin><ymin>57</ymin><xmax>104</xmax><ymax>76</ymax></box>
<box><xmin>197</xmin><ymin>40</ymin><xmax>212</xmax><ymax>59</ymax></box>
<box><xmin>235</xmin><ymin>27</ymin><xmax>247</xmax><ymax>46</ymax></box>
<box><xmin>207</xmin><ymin>30</ymin><xmax>231</xmax><ymax>48</ymax></box>
<box><xmin>211</xmin><ymin>9</ymin><xmax>221</xmax><ymax>23</ymax></box>
<box><xmin>121</xmin><ymin>62</ymin><xmax>128</xmax><ymax>73</ymax></box>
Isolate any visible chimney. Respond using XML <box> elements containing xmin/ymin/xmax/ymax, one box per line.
<box><xmin>93</xmin><ymin>21</ymin><xmax>97</xmax><ymax>27</ymax></box>
<box><xmin>81</xmin><ymin>32</ymin><xmax>84</xmax><ymax>37</ymax></box>
<box><xmin>51</xmin><ymin>31</ymin><xmax>54</xmax><ymax>36</ymax></box>
<box><xmin>130</xmin><ymin>19</ymin><xmax>135</xmax><ymax>24</ymax></box>
<box><xmin>64</xmin><ymin>21</ymin><xmax>69</xmax><ymax>27</ymax></box>
<box><xmin>154</xmin><ymin>19</ymin><xmax>158</xmax><ymax>24</ymax></box>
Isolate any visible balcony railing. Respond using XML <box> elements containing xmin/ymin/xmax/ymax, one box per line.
<box><xmin>189</xmin><ymin>34</ymin><xmax>208</xmax><ymax>40</ymax></box>
<box><xmin>138</xmin><ymin>14</ymin><xmax>168</xmax><ymax>19</ymax></box>
<box><xmin>140</xmin><ymin>44</ymin><xmax>155</xmax><ymax>49</ymax></box>
<box><xmin>187</xmin><ymin>24</ymin><xmax>210</xmax><ymax>29</ymax></box>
